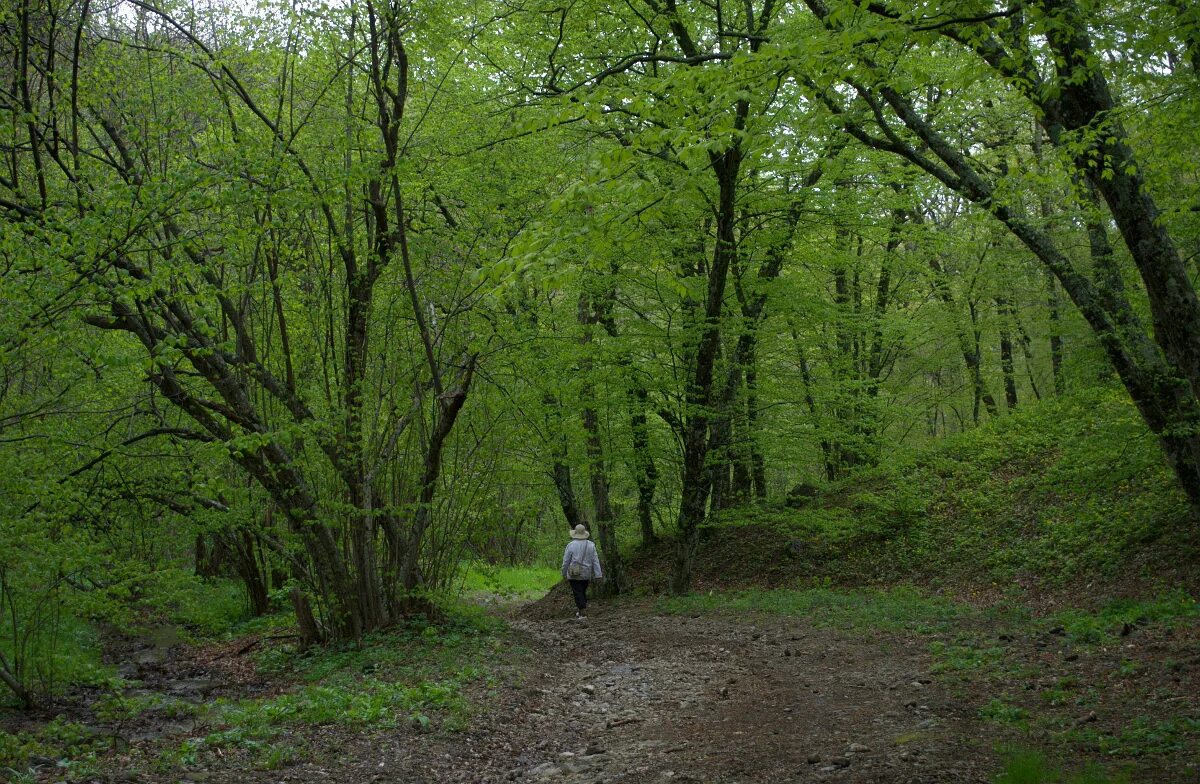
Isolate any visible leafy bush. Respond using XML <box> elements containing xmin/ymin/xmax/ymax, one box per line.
<box><xmin>139</xmin><ymin>570</ymin><xmax>251</xmax><ymax>638</ymax></box>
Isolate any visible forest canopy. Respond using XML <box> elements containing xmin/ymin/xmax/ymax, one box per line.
<box><xmin>2</xmin><ymin>0</ymin><xmax>1199</xmax><ymax>707</ymax></box>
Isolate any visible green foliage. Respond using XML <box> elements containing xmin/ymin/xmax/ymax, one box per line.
<box><xmin>213</xmin><ymin>675</ymin><xmax>467</xmax><ymax>734</ymax></box>
<box><xmin>1067</xmin><ymin>716</ymin><xmax>1200</xmax><ymax>758</ymax></box>
<box><xmin>981</xmin><ymin>698</ymin><xmax>1030</xmax><ymax>728</ymax></box>
<box><xmin>457</xmin><ymin>563</ymin><xmax>562</xmax><ymax>600</ymax></box>
<box><xmin>140</xmin><ymin>571</ymin><xmax>252</xmax><ymax>638</ymax></box>
<box><xmin>0</xmin><ymin>608</ymin><xmax>112</xmax><ymax>706</ymax></box>
<box><xmin>994</xmin><ymin>748</ymin><xmax>1130</xmax><ymax>784</ymax></box>
<box><xmin>1048</xmin><ymin>592</ymin><xmax>1198</xmax><ymax>646</ymax></box>
<box><xmin>0</xmin><ymin>717</ymin><xmax>108</xmax><ymax>775</ymax></box>
<box><xmin>154</xmin><ymin>610</ymin><xmax>508</xmax><ymax>774</ymax></box>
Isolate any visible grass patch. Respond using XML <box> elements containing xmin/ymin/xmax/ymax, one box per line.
<box><xmin>457</xmin><ymin>563</ymin><xmax>561</xmax><ymax>600</ymax></box>
<box><xmin>152</xmin><ymin>574</ymin><xmax>252</xmax><ymax>638</ymax></box>
<box><xmin>994</xmin><ymin>747</ymin><xmax>1130</xmax><ymax>783</ymax></box>
<box><xmin>1048</xmin><ymin>591</ymin><xmax>1198</xmax><ymax>645</ymax></box>
<box><xmin>980</xmin><ymin>698</ymin><xmax>1030</xmax><ymax>728</ymax></box>
<box><xmin>217</xmin><ymin>675</ymin><xmax>467</xmax><ymax>730</ymax></box>
<box><xmin>1065</xmin><ymin>715</ymin><xmax>1200</xmax><ymax>758</ymax></box>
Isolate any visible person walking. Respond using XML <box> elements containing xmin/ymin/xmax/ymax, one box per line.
<box><xmin>561</xmin><ymin>524</ymin><xmax>603</xmax><ymax>620</ymax></box>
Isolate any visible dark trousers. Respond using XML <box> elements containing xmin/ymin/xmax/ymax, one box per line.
<box><xmin>568</xmin><ymin>579</ymin><xmax>589</xmax><ymax>611</ymax></box>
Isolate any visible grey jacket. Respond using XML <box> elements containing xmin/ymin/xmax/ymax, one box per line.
<box><xmin>561</xmin><ymin>539</ymin><xmax>603</xmax><ymax>581</ymax></box>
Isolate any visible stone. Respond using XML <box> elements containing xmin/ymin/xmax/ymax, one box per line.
<box><xmin>847</xmin><ymin>743</ymin><xmax>871</xmax><ymax>753</ymax></box>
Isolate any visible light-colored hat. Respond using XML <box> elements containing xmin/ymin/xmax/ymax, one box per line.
<box><xmin>570</xmin><ymin>524</ymin><xmax>590</xmax><ymax>540</ymax></box>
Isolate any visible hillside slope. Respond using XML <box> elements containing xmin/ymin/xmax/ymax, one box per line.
<box><xmin>630</xmin><ymin>386</ymin><xmax>1199</xmax><ymax>601</ymax></box>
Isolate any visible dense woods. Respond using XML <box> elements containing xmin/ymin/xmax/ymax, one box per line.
<box><xmin>2</xmin><ymin>0</ymin><xmax>1199</xmax><ymax>713</ymax></box>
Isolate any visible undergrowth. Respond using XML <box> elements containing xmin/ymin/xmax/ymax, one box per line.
<box><xmin>994</xmin><ymin>747</ymin><xmax>1131</xmax><ymax>783</ymax></box>
<box><xmin>155</xmin><ymin>607</ymin><xmax>511</xmax><ymax>773</ymax></box>
<box><xmin>707</xmin><ymin>386</ymin><xmax>1197</xmax><ymax>591</ymax></box>
<box><xmin>457</xmin><ymin>563</ymin><xmax>561</xmax><ymax>600</ymax></box>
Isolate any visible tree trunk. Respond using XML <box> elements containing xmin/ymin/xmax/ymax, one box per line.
<box><xmin>291</xmin><ymin>587</ymin><xmax>322</xmax><ymax>649</ymax></box>
<box><xmin>1046</xmin><ymin>270</ymin><xmax>1065</xmax><ymax>394</ymax></box>
<box><xmin>0</xmin><ymin>656</ymin><xmax>35</xmax><ymax>710</ymax></box>
<box><xmin>928</xmin><ymin>256</ymin><xmax>998</xmax><ymax>421</ymax></box>
<box><xmin>1038</xmin><ymin>0</ymin><xmax>1200</xmax><ymax>403</ymax></box>
<box><xmin>579</xmin><ymin>292</ymin><xmax>626</xmax><ymax>594</ymax></box>
<box><xmin>997</xmin><ymin>297</ymin><xmax>1019</xmax><ymax>410</ymax></box>
<box><xmin>672</xmin><ymin>141</ymin><xmax>743</xmax><ymax>595</ymax></box>
<box><xmin>231</xmin><ymin>529</ymin><xmax>270</xmax><ymax>616</ymax></box>
<box><xmin>628</xmin><ymin>385</ymin><xmax>659</xmax><ymax>546</ymax></box>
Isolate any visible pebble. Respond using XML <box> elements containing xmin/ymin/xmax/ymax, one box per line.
<box><xmin>847</xmin><ymin>743</ymin><xmax>871</xmax><ymax>753</ymax></box>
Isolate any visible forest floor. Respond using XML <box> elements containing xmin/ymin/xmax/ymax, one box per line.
<box><xmin>7</xmin><ymin>579</ymin><xmax>1195</xmax><ymax>784</ymax></box>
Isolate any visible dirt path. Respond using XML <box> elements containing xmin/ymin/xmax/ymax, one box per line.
<box><xmin>191</xmin><ymin>602</ymin><xmax>995</xmax><ymax>784</ymax></box>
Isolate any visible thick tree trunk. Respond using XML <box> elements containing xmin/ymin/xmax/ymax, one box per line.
<box><xmin>291</xmin><ymin>587</ymin><xmax>322</xmax><ymax>649</ymax></box>
<box><xmin>1038</xmin><ymin>0</ymin><xmax>1200</xmax><ymax>403</ymax></box>
<box><xmin>582</xmin><ymin>403</ymin><xmax>624</xmax><ymax>594</ymax></box>
<box><xmin>658</xmin><ymin>0</ymin><xmax>779</xmax><ymax>592</ymax></box>
<box><xmin>671</xmin><ymin>142</ymin><xmax>743</xmax><ymax>595</ymax></box>
<box><xmin>551</xmin><ymin>456</ymin><xmax>583</xmax><ymax>529</ymax></box>
<box><xmin>545</xmin><ymin>393</ymin><xmax>584</xmax><ymax>529</ymax></box>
